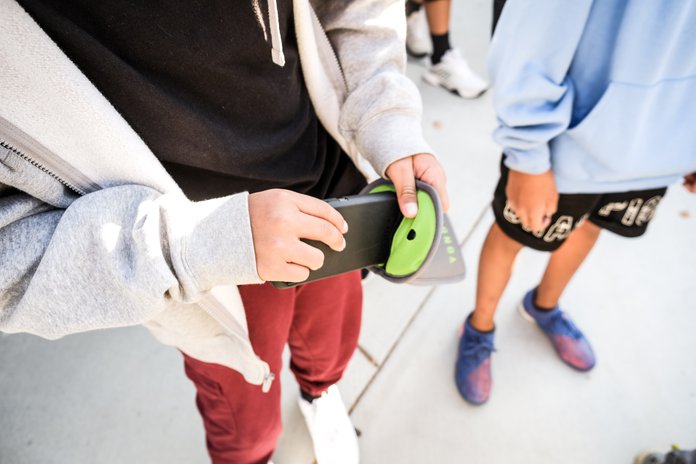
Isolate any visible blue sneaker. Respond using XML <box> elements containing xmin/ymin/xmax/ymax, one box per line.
<box><xmin>455</xmin><ymin>315</ymin><xmax>495</xmax><ymax>405</ymax></box>
<box><xmin>519</xmin><ymin>289</ymin><xmax>596</xmax><ymax>371</ymax></box>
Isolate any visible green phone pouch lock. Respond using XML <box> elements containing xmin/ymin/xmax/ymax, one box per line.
<box><xmin>362</xmin><ymin>179</ymin><xmax>444</xmax><ymax>283</ymax></box>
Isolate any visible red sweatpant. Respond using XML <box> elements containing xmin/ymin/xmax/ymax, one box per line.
<box><xmin>183</xmin><ymin>271</ymin><xmax>363</xmax><ymax>464</ymax></box>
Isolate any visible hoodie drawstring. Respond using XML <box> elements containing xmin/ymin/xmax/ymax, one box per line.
<box><xmin>267</xmin><ymin>0</ymin><xmax>285</xmax><ymax>66</ymax></box>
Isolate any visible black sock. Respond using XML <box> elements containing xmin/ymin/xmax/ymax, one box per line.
<box><xmin>406</xmin><ymin>0</ymin><xmax>422</xmax><ymax>16</ymax></box>
<box><xmin>430</xmin><ymin>32</ymin><xmax>451</xmax><ymax>65</ymax></box>
<box><xmin>532</xmin><ymin>289</ymin><xmax>556</xmax><ymax>312</ymax></box>
<box><xmin>300</xmin><ymin>389</ymin><xmax>321</xmax><ymax>403</ymax></box>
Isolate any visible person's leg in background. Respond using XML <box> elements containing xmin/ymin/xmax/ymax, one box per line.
<box><xmin>406</xmin><ymin>0</ymin><xmax>450</xmax><ymax>62</ymax></box>
<box><xmin>405</xmin><ymin>0</ymin><xmax>432</xmax><ymax>58</ymax></box>
<box><xmin>183</xmin><ymin>270</ymin><xmax>362</xmax><ymax>464</ymax></box>
<box><xmin>423</xmin><ymin>0</ymin><xmax>453</xmax><ymax>65</ymax></box>
<box><xmin>406</xmin><ymin>0</ymin><xmax>489</xmax><ymax>98</ymax></box>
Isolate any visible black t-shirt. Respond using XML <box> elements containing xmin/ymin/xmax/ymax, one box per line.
<box><xmin>18</xmin><ymin>0</ymin><xmax>365</xmax><ymax>200</ymax></box>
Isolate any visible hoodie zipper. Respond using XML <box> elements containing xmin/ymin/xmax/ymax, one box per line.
<box><xmin>0</xmin><ymin>116</ymin><xmax>100</xmax><ymax>196</ymax></box>
<box><xmin>309</xmin><ymin>6</ymin><xmax>347</xmax><ymax>94</ymax></box>
<box><xmin>261</xmin><ymin>372</ymin><xmax>275</xmax><ymax>393</ymax></box>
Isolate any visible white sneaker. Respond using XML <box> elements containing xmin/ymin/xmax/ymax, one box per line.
<box><xmin>406</xmin><ymin>8</ymin><xmax>431</xmax><ymax>58</ymax></box>
<box><xmin>423</xmin><ymin>49</ymin><xmax>489</xmax><ymax>98</ymax></box>
<box><xmin>298</xmin><ymin>385</ymin><xmax>359</xmax><ymax>464</ymax></box>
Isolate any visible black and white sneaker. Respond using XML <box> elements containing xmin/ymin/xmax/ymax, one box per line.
<box><xmin>406</xmin><ymin>8</ymin><xmax>431</xmax><ymax>58</ymax></box>
<box><xmin>423</xmin><ymin>49</ymin><xmax>489</xmax><ymax>98</ymax></box>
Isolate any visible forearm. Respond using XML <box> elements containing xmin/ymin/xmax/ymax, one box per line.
<box><xmin>0</xmin><ymin>186</ymin><xmax>261</xmax><ymax>339</ymax></box>
<box><xmin>489</xmin><ymin>0</ymin><xmax>594</xmax><ymax>173</ymax></box>
<box><xmin>315</xmin><ymin>0</ymin><xmax>434</xmax><ymax>175</ymax></box>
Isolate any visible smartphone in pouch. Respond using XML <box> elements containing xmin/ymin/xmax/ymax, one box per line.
<box><xmin>271</xmin><ymin>192</ymin><xmax>403</xmax><ymax>289</ymax></box>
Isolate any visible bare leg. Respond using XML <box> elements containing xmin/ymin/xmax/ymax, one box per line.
<box><xmin>535</xmin><ymin>221</ymin><xmax>601</xmax><ymax>308</ymax></box>
<box><xmin>471</xmin><ymin>223</ymin><xmax>524</xmax><ymax>331</ymax></box>
<box><xmin>424</xmin><ymin>0</ymin><xmax>451</xmax><ymax>35</ymax></box>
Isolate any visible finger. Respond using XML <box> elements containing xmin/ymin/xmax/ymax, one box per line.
<box><xmin>435</xmin><ymin>179</ymin><xmax>450</xmax><ymax>213</ymax></box>
<box><xmin>414</xmin><ymin>155</ymin><xmax>449</xmax><ymax>212</ymax></box>
<box><xmin>517</xmin><ymin>210</ymin><xmax>532</xmax><ymax>231</ymax></box>
<box><xmin>422</xmin><ymin>169</ymin><xmax>449</xmax><ymax>213</ymax></box>
<box><xmin>286</xmin><ymin>240</ymin><xmax>326</xmax><ymax>271</ymax></box>
<box><xmin>294</xmin><ymin>193</ymin><xmax>348</xmax><ymax>233</ymax></box>
<box><xmin>542</xmin><ymin>215</ymin><xmax>552</xmax><ymax>229</ymax></box>
<box><xmin>529</xmin><ymin>207</ymin><xmax>546</xmax><ymax>233</ymax></box>
<box><xmin>388</xmin><ymin>159</ymin><xmax>418</xmax><ymax>218</ymax></box>
<box><xmin>543</xmin><ymin>202</ymin><xmax>557</xmax><ymax>229</ymax></box>
<box><xmin>275</xmin><ymin>262</ymin><xmax>311</xmax><ymax>283</ymax></box>
<box><xmin>295</xmin><ymin>214</ymin><xmax>346</xmax><ymax>252</ymax></box>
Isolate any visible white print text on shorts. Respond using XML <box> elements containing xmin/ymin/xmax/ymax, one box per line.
<box><xmin>597</xmin><ymin>195</ymin><xmax>662</xmax><ymax>226</ymax></box>
<box><xmin>504</xmin><ymin>202</ymin><xmax>576</xmax><ymax>243</ymax></box>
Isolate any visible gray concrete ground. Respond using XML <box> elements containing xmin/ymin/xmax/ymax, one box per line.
<box><xmin>2</xmin><ymin>1</ymin><xmax>696</xmax><ymax>463</ymax></box>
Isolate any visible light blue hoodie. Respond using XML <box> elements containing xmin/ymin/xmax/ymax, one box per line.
<box><xmin>490</xmin><ymin>0</ymin><xmax>696</xmax><ymax>193</ymax></box>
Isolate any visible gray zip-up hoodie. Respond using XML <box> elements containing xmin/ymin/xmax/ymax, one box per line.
<box><xmin>0</xmin><ymin>0</ymin><xmax>433</xmax><ymax>390</ymax></box>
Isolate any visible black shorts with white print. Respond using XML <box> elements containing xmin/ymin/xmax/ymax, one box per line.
<box><xmin>492</xmin><ymin>162</ymin><xmax>667</xmax><ymax>252</ymax></box>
